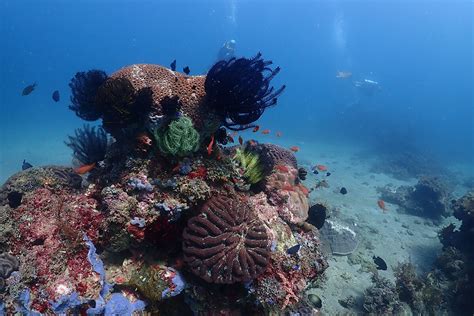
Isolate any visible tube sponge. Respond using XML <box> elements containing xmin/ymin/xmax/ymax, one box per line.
<box><xmin>154</xmin><ymin>116</ymin><xmax>200</xmax><ymax>157</ymax></box>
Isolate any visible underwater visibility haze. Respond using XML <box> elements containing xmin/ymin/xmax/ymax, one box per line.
<box><xmin>0</xmin><ymin>1</ymin><xmax>473</xmax><ymax>315</ymax></box>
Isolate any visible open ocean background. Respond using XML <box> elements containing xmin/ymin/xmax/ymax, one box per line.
<box><xmin>1</xmin><ymin>0</ymin><xmax>472</xmax><ymax>183</ymax></box>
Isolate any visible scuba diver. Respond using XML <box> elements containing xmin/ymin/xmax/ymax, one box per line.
<box><xmin>353</xmin><ymin>79</ymin><xmax>381</xmax><ymax>96</ymax></box>
<box><xmin>216</xmin><ymin>39</ymin><xmax>236</xmax><ymax>61</ymax></box>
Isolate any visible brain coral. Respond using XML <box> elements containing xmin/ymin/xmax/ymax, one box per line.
<box><xmin>182</xmin><ymin>195</ymin><xmax>270</xmax><ymax>284</ymax></box>
<box><xmin>109</xmin><ymin>64</ymin><xmax>212</xmax><ymax>130</ymax></box>
<box><xmin>248</xmin><ymin>143</ymin><xmax>297</xmax><ymax>174</ymax></box>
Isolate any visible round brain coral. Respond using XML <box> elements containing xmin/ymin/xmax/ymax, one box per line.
<box><xmin>248</xmin><ymin>143</ymin><xmax>297</xmax><ymax>174</ymax></box>
<box><xmin>182</xmin><ymin>195</ymin><xmax>270</xmax><ymax>284</ymax></box>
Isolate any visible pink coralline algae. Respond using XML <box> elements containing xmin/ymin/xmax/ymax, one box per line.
<box><xmin>11</xmin><ymin>189</ymin><xmax>103</xmax><ymax>302</ymax></box>
<box><xmin>265</xmin><ymin>166</ymin><xmax>310</xmax><ymax>224</ymax></box>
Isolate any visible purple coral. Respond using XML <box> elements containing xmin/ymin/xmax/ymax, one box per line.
<box><xmin>127</xmin><ymin>177</ymin><xmax>153</xmax><ymax>192</ymax></box>
<box><xmin>182</xmin><ymin>195</ymin><xmax>270</xmax><ymax>284</ymax></box>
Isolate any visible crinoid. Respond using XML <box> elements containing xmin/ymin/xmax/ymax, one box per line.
<box><xmin>205</xmin><ymin>53</ymin><xmax>285</xmax><ymax>130</ymax></box>
<box><xmin>69</xmin><ymin>70</ymin><xmax>108</xmax><ymax>121</ymax></box>
<box><xmin>95</xmin><ymin>77</ymin><xmax>154</xmax><ymax>137</ymax></box>
<box><xmin>65</xmin><ymin>124</ymin><xmax>108</xmax><ymax>165</ymax></box>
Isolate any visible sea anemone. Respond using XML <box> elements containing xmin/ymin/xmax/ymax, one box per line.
<box><xmin>65</xmin><ymin>124</ymin><xmax>108</xmax><ymax>165</ymax></box>
<box><xmin>95</xmin><ymin>78</ymin><xmax>153</xmax><ymax>137</ymax></box>
<box><xmin>153</xmin><ymin>116</ymin><xmax>200</xmax><ymax>157</ymax></box>
<box><xmin>205</xmin><ymin>53</ymin><xmax>286</xmax><ymax>130</ymax></box>
<box><xmin>69</xmin><ymin>70</ymin><xmax>108</xmax><ymax>121</ymax></box>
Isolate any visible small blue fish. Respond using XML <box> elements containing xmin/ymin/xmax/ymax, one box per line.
<box><xmin>183</xmin><ymin>66</ymin><xmax>190</xmax><ymax>75</ymax></box>
<box><xmin>22</xmin><ymin>160</ymin><xmax>33</xmax><ymax>170</ymax></box>
<box><xmin>52</xmin><ymin>90</ymin><xmax>60</xmax><ymax>102</ymax></box>
<box><xmin>287</xmin><ymin>244</ymin><xmax>301</xmax><ymax>255</ymax></box>
<box><xmin>170</xmin><ymin>59</ymin><xmax>176</xmax><ymax>71</ymax></box>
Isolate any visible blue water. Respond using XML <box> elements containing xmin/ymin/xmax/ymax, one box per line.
<box><xmin>1</xmin><ymin>1</ymin><xmax>472</xmax><ymax>180</ymax></box>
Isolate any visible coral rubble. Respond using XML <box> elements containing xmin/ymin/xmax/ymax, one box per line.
<box><xmin>0</xmin><ymin>56</ymin><xmax>327</xmax><ymax>314</ymax></box>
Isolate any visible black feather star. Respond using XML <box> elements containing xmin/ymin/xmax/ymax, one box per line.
<box><xmin>65</xmin><ymin>124</ymin><xmax>108</xmax><ymax>165</ymax></box>
<box><xmin>68</xmin><ymin>70</ymin><xmax>108</xmax><ymax>121</ymax></box>
<box><xmin>205</xmin><ymin>53</ymin><xmax>285</xmax><ymax>131</ymax></box>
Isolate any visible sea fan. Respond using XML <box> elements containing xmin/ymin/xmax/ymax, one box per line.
<box><xmin>69</xmin><ymin>70</ymin><xmax>108</xmax><ymax>121</ymax></box>
<box><xmin>205</xmin><ymin>53</ymin><xmax>286</xmax><ymax>130</ymax></box>
<box><xmin>65</xmin><ymin>124</ymin><xmax>108</xmax><ymax>165</ymax></box>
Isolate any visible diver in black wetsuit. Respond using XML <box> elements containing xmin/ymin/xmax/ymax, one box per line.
<box><xmin>217</xmin><ymin>39</ymin><xmax>236</xmax><ymax>61</ymax></box>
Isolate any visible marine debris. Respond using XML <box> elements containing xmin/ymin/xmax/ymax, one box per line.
<box><xmin>0</xmin><ymin>55</ymin><xmax>328</xmax><ymax>314</ymax></box>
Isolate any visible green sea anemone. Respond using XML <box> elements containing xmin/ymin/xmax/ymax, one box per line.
<box><xmin>233</xmin><ymin>148</ymin><xmax>264</xmax><ymax>184</ymax></box>
<box><xmin>154</xmin><ymin>116</ymin><xmax>200</xmax><ymax>157</ymax></box>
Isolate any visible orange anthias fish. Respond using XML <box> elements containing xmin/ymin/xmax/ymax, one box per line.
<box><xmin>253</xmin><ymin>126</ymin><xmax>260</xmax><ymax>132</ymax></box>
<box><xmin>238</xmin><ymin>136</ymin><xmax>243</xmax><ymax>145</ymax></box>
<box><xmin>261</xmin><ymin>129</ymin><xmax>270</xmax><ymax>135</ymax></box>
<box><xmin>207</xmin><ymin>135</ymin><xmax>215</xmax><ymax>155</ymax></box>
<box><xmin>316</xmin><ymin>164</ymin><xmax>328</xmax><ymax>172</ymax></box>
<box><xmin>336</xmin><ymin>71</ymin><xmax>352</xmax><ymax>79</ymax></box>
<box><xmin>227</xmin><ymin>135</ymin><xmax>235</xmax><ymax>143</ymax></box>
<box><xmin>74</xmin><ymin>162</ymin><xmax>96</xmax><ymax>174</ymax></box>
<box><xmin>377</xmin><ymin>199</ymin><xmax>387</xmax><ymax>211</ymax></box>
<box><xmin>275</xmin><ymin>165</ymin><xmax>289</xmax><ymax>172</ymax></box>
<box><xmin>276</xmin><ymin>131</ymin><xmax>282</xmax><ymax>137</ymax></box>
<box><xmin>289</xmin><ymin>146</ymin><xmax>299</xmax><ymax>152</ymax></box>
<box><xmin>248</xmin><ymin>140</ymin><xmax>257</xmax><ymax>146</ymax></box>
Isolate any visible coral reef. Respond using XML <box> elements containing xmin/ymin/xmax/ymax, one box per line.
<box><xmin>160</xmin><ymin>95</ymin><xmax>183</xmax><ymax>117</ymax></box>
<box><xmin>0</xmin><ymin>57</ymin><xmax>329</xmax><ymax>314</ymax></box>
<box><xmin>393</xmin><ymin>262</ymin><xmax>444</xmax><ymax>314</ymax></box>
<box><xmin>233</xmin><ymin>147</ymin><xmax>264</xmax><ymax>184</ymax></box>
<box><xmin>0</xmin><ymin>253</ymin><xmax>19</xmax><ymax>291</ymax></box>
<box><xmin>95</xmin><ymin>77</ymin><xmax>154</xmax><ymax>138</ymax></box>
<box><xmin>109</xmin><ymin>63</ymin><xmax>212</xmax><ymax>132</ymax></box>
<box><xmin>153</xmin><ymin>116</ymin><xmax>200</xmax><ymax>157</ymax></box>
<box><xmin>69</xmin><ymin>70</ymin><xmax>108</xmax><ymax>121</ymax></box>
<box><xmin>265</xmin><ymin>166</ymin><xmax>309</xmax><ymax>224</ymax></box>
<box><xmin>440</xmin><ymin>190</ymin><xmax>474</xmax><ymax>253</ymax></box>
<box><xmin>377</xmin><ymin>176</ymin><xmax>452</xmax><ymax>220</ymax></box>
<box><xmin>65</xmin><ymin>124</ymin><xmax>108</xmax><ymax>165</ymax></box>
<box><xmin>248</xmin><ymin>143</ymin><xmax>298</xmax><ymax>174</ymax></box>
<box><xmin>363</xmin><ymin>273</ymin><xmax>403</xmax><ymax>314</ymax></box>
<box><xmin>435</xmin><ymin>191</ymin><xmax>474</xmax><ymax>314</ymax></box>
<box><xmin>205</xmin><ymin>53</ymin><xmax>286</xmax><ymax>130</ymax></box>
<box><xmin>182</xmin><ymin>195</ymin><xmax>270</xmax><ymax>284</ymax></box>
